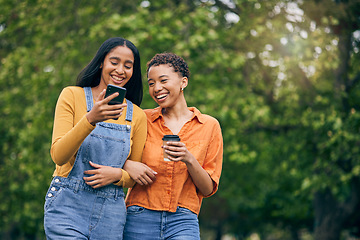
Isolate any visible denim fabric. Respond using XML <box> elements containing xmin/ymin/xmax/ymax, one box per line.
<box><xmin>124</xmin><ymin>206</ymin><xmax>200</xmax><ymax>240</ymax></box>
<box><xmin>44</xmin><ymin>87</ymin><xmax>133</xmax><ymax>240</ymax></box>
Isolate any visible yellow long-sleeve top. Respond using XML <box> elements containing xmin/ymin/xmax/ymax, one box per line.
<box><xmin>50</xmin><ymin>86</ymin><xmax>147</xmax><ymax>188</ymax></box>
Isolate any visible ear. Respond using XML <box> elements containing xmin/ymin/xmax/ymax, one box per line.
<box><xmin>181</xmin><ymin>77</ymin><xmax>188</xmax><ymax>89</ymax></box>
<box><xmin>100</xmin><ymin>63</ymin><xmax>103</xmax><ymax>69</ymax></box>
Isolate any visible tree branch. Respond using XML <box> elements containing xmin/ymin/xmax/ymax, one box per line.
<box><xmin>213</xmin><ymin>0</ymin><xmax>242</xmax><ymax>15</ymax></box>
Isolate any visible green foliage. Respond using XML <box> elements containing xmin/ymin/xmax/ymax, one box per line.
<box><xmin>1</xmin><ymin>0</ymin><xmax>360</xmax><ymax>239</ymax></box>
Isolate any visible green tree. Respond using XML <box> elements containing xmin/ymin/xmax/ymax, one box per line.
<box><xmin>1</xmin><ymin>0</ymin><xmax>359</xmax><ymax>239</ymax></box>
<box><xmin>203</xmin><ymin>0</ymin><xmax>360</xmax><ymax>239</ymax></box>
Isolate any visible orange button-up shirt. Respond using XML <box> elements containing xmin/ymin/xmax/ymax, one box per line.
<box><xmin>125</xmin><ymin>107</ymin><xmax>223</xmax><ymax>215</ymax></box>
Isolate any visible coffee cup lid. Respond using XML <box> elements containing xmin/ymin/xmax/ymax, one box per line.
<box><xmin>162</xmin><ymin>135</ymin><xmax>181</xmax><ymax>141</ymax></box>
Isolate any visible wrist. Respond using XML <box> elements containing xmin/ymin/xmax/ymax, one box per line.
<box><xmin>113</xmin><ymin>168</ymin><xmax>123</xmax><ymax>183</ymax></box>
<box><xmin>117</xmin><ymin>168</ymin><xmax>123</xmax><ymax>181</ymax></box>
<box><xmin>86</xmin><ymin>112</ymin><xmax>96</xmax><ymax>126</ymax></box>
<box><xmin>123</xmin><ymin>160</ymin><xmax>132</xmax><ymax>172</ymax></box>
<box><xmin>184</xmin><ymin>155</ymin><xmax>196</xmax><ymax>167</ymax></box>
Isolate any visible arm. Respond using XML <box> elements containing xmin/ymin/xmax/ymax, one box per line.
<box><xmin>116</xmin><ymin>108</ymin><xmax>148</xmax><ymax>188</ymax></box>
<box><xmin>50</xmin><ymin>88</ymin><xmax>95</xmax><ymax>166</ymax></box>
<box><xmin>164</xmin><ymin>142</ymin><xmax>213</xmax><ymax>196</ymax></box>
<box><xmin>123</xmin><ymin>160</ymin><xmax>157</xmax><ymax>186</ymax></box>
<box><xmin>51</xmin><ymin>88</ymin><xmax>127</xmax><ymax>166</ymax></box>
<box><xmin>164</xmin><ymin>121</ymin><xmax>223</xmax><ymax>197</ymax></box>
<box><xmin>199</xmin><ymin>122</ymin><xmax>223</xmax><ymax>197</ymax></box>
<box><xmin>84</xmin><ymin>107</ymin><xmax>148</xmax><ymax>188</ymax></box>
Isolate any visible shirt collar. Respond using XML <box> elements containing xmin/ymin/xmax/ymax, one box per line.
<box><xmin>149</xmin><ymin>106</ymin><xmax>205</xmax><ymax>124</ymax></box>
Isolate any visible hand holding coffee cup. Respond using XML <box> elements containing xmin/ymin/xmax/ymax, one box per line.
<box><xmin>162</xmin><ymin>135</ymin><xmax>181</xmax><ymax>161</ymax></box>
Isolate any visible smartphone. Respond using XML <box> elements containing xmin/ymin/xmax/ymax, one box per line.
<box><xmin>105</xmin><ymin>84</ymin><xmax>126</xmax><ymax>105</ymax></box>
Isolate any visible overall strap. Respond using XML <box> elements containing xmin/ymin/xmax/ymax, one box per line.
<box><xmin>83</xmin><ymin>87</ymin><xmax>93</xmax><ymax>112</ymax></box>
<box><xmin>125</xmin><ymin>100</ymin><xmax>133</xmax><ymax>122</ymax></box>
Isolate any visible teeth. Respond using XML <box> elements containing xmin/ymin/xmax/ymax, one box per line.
<box><xmin>112</xmin><ymin>75</ymin><xmax>123</xmax><ymax>81</ymax></box>
<box><xmin>156</xmin><ymin>94</ymin><xmax>167</xmax><ymax>99</ymax></box>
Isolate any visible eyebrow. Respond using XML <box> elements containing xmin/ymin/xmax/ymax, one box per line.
<box><xmin>109</xmin><ymin>56</ymin><xmax>134</xmax><ymax>64</ymax></box>
<box><xmin>147</xmin><ymin>74</ymin><xmax>169</xmax><ymax>82</ymax></box>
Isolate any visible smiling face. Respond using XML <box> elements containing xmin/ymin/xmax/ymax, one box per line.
<box><xmin>99</xmin><ymin>46</ymin><xmax>134</xmax><ymax>89</ymax></box>
<box><xmin>147</xmin><ymin>64</ymin><xmax>188</xmax><ymax>108</ymax></box>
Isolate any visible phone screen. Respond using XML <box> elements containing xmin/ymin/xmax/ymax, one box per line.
<box><xmin>105</xmin><ymin>84</ymin><xmax>126</xmax><ymax>105</ymax></box>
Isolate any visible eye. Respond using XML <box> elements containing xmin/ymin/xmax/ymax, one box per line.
<box><xmin>161</xmin><ymin>79</ymin><xmax>167</xmax><ymax>83</ymax></box>
<box><xmin>125</xmin><ymin>65</ymin><xmax>132</xmax><ymax>69</ymax></box>
<box><xmin>111</xmin><ymin>61</ymin><xmax>118</xmax><ymax>66</ymax></box>
<box><xmin>148</xmin><ymin>82</ymin><xmax>154</xmax><ymax>87</ymax></box>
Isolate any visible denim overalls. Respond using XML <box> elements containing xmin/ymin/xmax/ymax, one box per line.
<box><xmin>44</xmin><ymin>87</ymin><xmax>133</xmax><ymax>240</ymax></box>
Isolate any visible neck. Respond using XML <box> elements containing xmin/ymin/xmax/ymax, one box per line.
<box><xmin>161</xmin><ymin>98</ymin><xmax>191</xmax><ymax>120</ymax></box>
<box><xmin>161</xmin><ymin>98</ymin><xmax>194</xmax><ymax>135</ymax></box>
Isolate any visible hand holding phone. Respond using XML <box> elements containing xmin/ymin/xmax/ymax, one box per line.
<box><xmin>105</xmin><ymin>84</ymin><xmax>126</xmax><ymax>105</ymax></box>
<box><xmin>104</xmin><ymin>84</ymin><xmax>127</xmax><ymax>120</ymax></box>
<box><xmin>86</xmin><ymin>87</ymin><xmax>127</xmax><ymax>125</ymax></box>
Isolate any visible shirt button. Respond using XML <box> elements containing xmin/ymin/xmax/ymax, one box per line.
<box><xmin>54</xmin><ymin>179</ymin><xmax>60</xmax><ymax>183</ymax></box>
<box><xmin>167</xmin><ymin>191</ymin><xmax>171</xmax><ymax>195</ymax></box>
<box><xmin>51</xmin><ymin>187</ymin><xmax>56</xmax><ymax>191</ymax></box>
<box><xmin>47</xmin><ymin>193</ymin><xmax>53</xmax><ymax>198</ymax></box>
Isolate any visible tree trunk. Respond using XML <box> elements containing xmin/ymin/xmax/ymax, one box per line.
<box><xmin>215</xmin><ymin>224</ymin><xmax>222</xmax><ymax>240</ymax></box>
<box><xmin>290</xmin><ymin>227</ymin><xmax>301</xmax><ymax>240</ymax></box>
<box><xmin>314</xmin><ymin>178</ymin><xmax>360</xmax><ymax>240</ymax></box>
<box><xmin>313</xmin><ymin>189</ymin><xmax>343</xmax><ymax>240</ymax></box>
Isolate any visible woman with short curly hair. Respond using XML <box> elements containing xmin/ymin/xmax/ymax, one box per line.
<box><xmin>123</xmin><ymin>52</ymin><xmax>223</xmax><ymax>239</ymax></box>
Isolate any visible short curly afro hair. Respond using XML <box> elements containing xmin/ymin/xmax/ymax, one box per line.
<box><xmin>146</xmin><ymin>52</ymin><xmax>190</xmax><ymax>79</ymax></box>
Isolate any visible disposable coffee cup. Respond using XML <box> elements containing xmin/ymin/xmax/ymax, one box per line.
<box><xmin>162</xmin><ymin>135</ymin><xmax>181</xmax><ymax>161</ymax></box>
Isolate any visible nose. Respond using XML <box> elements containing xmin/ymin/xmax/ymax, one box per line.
<box><xmin>115</xmin><ymin>64</ymin><xmax>125</xmax><ymax>74</ymax></box>
<box><xmin>153</xmin><ymin>82</ymin><xmax>162</xmax><ymax>92</ymax></box>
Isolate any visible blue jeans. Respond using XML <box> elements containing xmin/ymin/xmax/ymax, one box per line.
<box><xmin>124</xmin><ymin>206</ymin><xmax>200</xmax><ymax>240</ymax></box>
<box><xmin>44</xmin><ymin>177</ymin><xmax>126</xmax><ymax>240</ymax></box>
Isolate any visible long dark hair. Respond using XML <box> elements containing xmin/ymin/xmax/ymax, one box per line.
<box><xmin>76</xmin><ymin>37</ymin><xmax>143</xmax><ymax>106</ymax></box>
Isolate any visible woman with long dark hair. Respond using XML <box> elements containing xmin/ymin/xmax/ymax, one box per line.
<box><xmin>44</xmin><ymin>37</ymin><xmax>147</xmax><ymax>240</ymax></box>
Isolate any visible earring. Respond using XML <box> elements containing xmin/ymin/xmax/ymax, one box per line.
<box><xmin>181</xmin><ymin>87</ymin><xmax>185</xmax><ymax>92</ymax></box>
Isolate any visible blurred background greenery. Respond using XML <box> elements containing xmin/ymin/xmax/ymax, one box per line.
<box><xmin>1</xmin><ymin>0</ymin><xmax>360</xmax><ymax>239</ymax></box>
